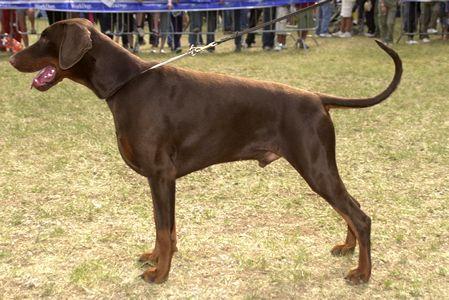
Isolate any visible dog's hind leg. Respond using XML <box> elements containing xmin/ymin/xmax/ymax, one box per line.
<box><xmin>331</xmin><ymin>195</ymin><xmax>362</xmax><ymax>256</ymax></box>
<box><xmin>283</xmin><ymin>114</ymin><xmax>371</xmax><ymax>284</ymax></box>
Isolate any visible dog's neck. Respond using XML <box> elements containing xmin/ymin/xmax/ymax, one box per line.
<box><xmin>72</xmin><ymin>30</ymin><xmax>154</xmax><ymax>99</ymax></box>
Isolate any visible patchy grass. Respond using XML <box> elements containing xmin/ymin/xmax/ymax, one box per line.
<box><xmin>0</xmin><ymin>31</ymin><xmax>448</xmax><ymax>298</ymax></box>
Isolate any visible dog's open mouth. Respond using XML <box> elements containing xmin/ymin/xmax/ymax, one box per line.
<box><xmin>32</xmin><ymin>66</ymin><xmax>57</xmax><ymax>90</ymax></box>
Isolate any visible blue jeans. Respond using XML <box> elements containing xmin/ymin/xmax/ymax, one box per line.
<box><xmin>316</xmin><ymin>2</ymin><xmax>333</xmax><ymax>34</ymax></box>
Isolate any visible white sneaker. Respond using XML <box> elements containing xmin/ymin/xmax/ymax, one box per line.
<box><xmin>274</xmin><ymin>43</ymin><xmax>283</xmax><ymax>51</ymax></box>
<box><xmin>422</xmin><ymin>38</ymin><xmax>431</xmax><ymax>43</ymax></box>
<box><xmin>319</xmin><ymin>33</ymin><xmax>332</xmax><ymax>38</ymax></box>
<box><xmin>339</xmin><ymin>32</ymin><xmax>352</xmax><ymax>38</ymax></box>
<box><xmin>427</xmin><ymin>28</ymin><xmax>438</xmax><ymax>34</ymax></box>
<box><xmin>364</xmin><ymin>32</ymin><xmax>375</xmax><ymax>37</ymax></box>
<box><xmin>332</xmin><ymin>31</ymin><xmax>343</xmax><ymax>37</ymax></box>
<box><xmin>406</xmin><ymin>39</ymin><xmax>418</xmax><ymax>45</ymax></box>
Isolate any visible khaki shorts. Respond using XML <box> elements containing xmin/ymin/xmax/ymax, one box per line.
<box><xmin>275</xmin><ymin>6</ymin><xmax>293</xmax><ymax>33</ymax></box>
<box><xmin>295</xmin><ymin>3</ymin><xmax>316</xmax><ymax>30</ymax></box>
<box><xmin>341</xmin><ymin>0</ymin><xmax>356</xmax><ymax>17</ymax></box>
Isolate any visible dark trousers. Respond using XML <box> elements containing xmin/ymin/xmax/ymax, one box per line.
<box><xmin>47</xmin><ymin>11</ymin><xmax>66</xmax><ymax>25</ymax></box>
<box><xmin>170</xmin><ymin>13</ymin><xmax>183</xmax><ymax>50</ymax></box>
<box><xmin>233</xmin><ymin>10</ymin><xmax>242</xmax><ymax>47</ymax></box>
<box><xmin>97</xmin><ymin>13</ymin><xmax>113</xmax><ymax>39</ymax></box>
<box><xmin>245</xmin><ymin>9</ymin><xmax>262</xmax><ymax>46</ymax></box>
<box><xmin>262</xmin><ymin>7</ymin><xmax>276</xmax><ymax>48</ymax></box>
<box><xmin>206</xmin><ymin>11</ymin><xmax>218</xmax><ymax>45</ymax></box>
<box><xmin>402</xmin><ymin>1</ymin><xmax>418</xmax><ymax>38</ymax></box>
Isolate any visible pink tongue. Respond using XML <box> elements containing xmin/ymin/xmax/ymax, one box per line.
<box><xmin>32</xmin><ymin>66</ymin><xmax>56</xmax><ymax>88</ymax></box>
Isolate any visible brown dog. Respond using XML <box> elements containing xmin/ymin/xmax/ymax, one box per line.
<box><xmin>10</xmin><ymin>18</ymin><xmax>402</xmax><ymax>284</ymax></box>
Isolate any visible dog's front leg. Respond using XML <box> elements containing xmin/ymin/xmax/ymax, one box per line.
<box><xmin>141</xmin><ymin>176</ymin><xmax>176</xmax><ymax>283</ymax></box>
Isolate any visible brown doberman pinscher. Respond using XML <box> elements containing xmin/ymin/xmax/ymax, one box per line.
<box><xmin>10</xmin><ymin>18</ymin><xmax>402</xmax><ymax>284</ymax></box>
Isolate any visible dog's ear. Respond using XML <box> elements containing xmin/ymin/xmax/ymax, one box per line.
<box><xmin>59</xmin><ymin>23</ymin><xmax>92</xmax><ymax>70</ymax></box>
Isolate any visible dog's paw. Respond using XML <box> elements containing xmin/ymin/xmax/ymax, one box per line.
<box><xmin>140</xmin><ymin>267</ymin><xmax>168</xmax><ymax>284</ymax></box>
<box><xmin>344</xmin><ymin>268</ymin><xmax>370</xmax><ymax>285</ymax></box>
<box><xmin>138</xmin><ymin>251</ymin><xmax>159</xmax><ymax>264</ymax></box>
<box><xmin>331</xmin><ymin>244</ymin><xmax>355</xmax><ymax>256</ymax></box>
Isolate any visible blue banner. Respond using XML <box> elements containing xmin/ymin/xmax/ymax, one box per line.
<box><xmin>0</xmin><ymin>0</ymin><xmax>315</xmax><ymax>12</ymax></box>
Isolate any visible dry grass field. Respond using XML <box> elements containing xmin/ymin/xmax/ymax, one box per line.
<box><xmin>0</xmin><ymin>32</ymin><xmax>448</xmax><ymax>298</ymax></box>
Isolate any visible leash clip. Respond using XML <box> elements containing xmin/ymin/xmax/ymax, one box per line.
<box><xmin>188</xmin><ymin>42</ymin><xmax>218</xmax><ymax>57</ymax></box>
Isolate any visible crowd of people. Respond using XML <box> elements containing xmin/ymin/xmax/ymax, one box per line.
<box><xmin>1</xmin><ymin>0</ymin><xmax>448</xmax><ymax>54</ymax></box>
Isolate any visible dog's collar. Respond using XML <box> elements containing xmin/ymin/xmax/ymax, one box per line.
<box><xmin>104</xmin><ymin>63</ymin><xmax>158</xmax><ymax>100</ymax></box>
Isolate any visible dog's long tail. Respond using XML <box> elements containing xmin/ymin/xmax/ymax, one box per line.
<box><xmin>319</xmin><ymin>40</ymin><xmax>402</xmax><ymax>109</ymax></box>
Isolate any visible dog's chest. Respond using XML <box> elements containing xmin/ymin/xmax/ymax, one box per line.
<box><xmin>115</xmin><ymin>133</ymin><xmax>146</xmax><ymax>175</ymax></box>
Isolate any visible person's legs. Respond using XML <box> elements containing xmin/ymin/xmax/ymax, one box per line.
<box><xmin>26</xmin><ymin>9</ymin><xmax>35</xmax><ymax>34</ymax></box>
<box><xmin>339</xmin><ymin>0</ymin><xmax>354</xmax><ymax>36</ymax></box>
<box><xmin>16</xmin><ymin>10</ymin><xmax>28</xmax><ymax>47</ymax></box>
<box><xmin>188</xmin><ymin>12</ymin><xmax>202</xmax><ymax>46</ymax></box>
<box><xmin>159</xmin><ymin>13</ymin><xmax>170</xmax><ymax>52</ymax></box>
<box><xmin>206</xmin><ymin>11</ymin><xmax>217</xmax><ymax>46</ymax></box>
<box><xmin>98</xmin><ymin>13</ymin><xmax>113</xmax><ymax>39</ymax></box>
<box><xmin>378</xmin><ymin>1</ymin><xmax>388</xmax><ymax>41</ymax></box>
<box><xmin>429</xmin><ymin>1</ymin><xmax>440</xmax><ymax>30</ymax></box>
<box><xmin>419</xmin><ymin>2</ymin><xmax>431</xmax><ymax>40</ymax></box>
<box><xmin>275</xmin><ymin>6</ymin><xmax>288</xmax><ymax>48</ymax></box>
<box><xmin>245</xmin><ymin>9</ymin><xmax>261</xmax><ymax>46</ymax></box>
<box><xmin>365</xmin><ymin>0</ymin><xmax>376</xmax><ymax>34</ymax></box>
<box><xmin>262</xmin><ymin>7</ymin><xmax>275</xmax><ymax>49</ymax></box>
<box><xmin>321</xmin><ymin>2</ymin><xmax>334</xmax><ymax>34</ymax></box>
<box><xmin>385</xmin><ymin>2</ymin><xmax>397</xmax><ymax>43</ymax></box>
<box><xmin>233</xmin><ymin>9</ymin><xmax>242</xmax><ymax>51</ymax></box>
<box><xmin>171</xmin><ymin>13</ymin><xmax>183</xmax><ymax>52</ymax></box>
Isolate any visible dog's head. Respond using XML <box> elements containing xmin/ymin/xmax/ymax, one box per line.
<box><xmin>10</xmin><ymin>18</ymin><xmax>93</xmax><ymax>91</ymax></box>
<box><xmin>10</xmin><ymin>18</ymin><xmax>149</xmax><ymax>98</ymax></box>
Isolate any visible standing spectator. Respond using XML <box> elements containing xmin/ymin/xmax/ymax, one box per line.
<box><xmin>377</xmin><ymin>0</ymin><xmax>397</xmax><ymax>44</ymax></box>
<box><xmin>334</xmin><ymin>0</ymin><xmax>355</xmax><ymax>37</ymax></box>
<box><xmin>15</xmin><ymin>10</ymin><xmax>29</xmax><ymax>47</ymax></box>
<box><xmin>233</xmin><ymin>9</ymin><xmax>243</xmax><ymax>52</ymax></box>
<box><xmin>275</xmin><ymin>5</ymin><xmax>291</xmax><ymax>50</ymax></box>
<box><xmin>316</xmin><ymin>0</ymin><xmax>334</xmax><ymax>37</ymax></box>
<box><xmin>1</xmin><ymin>10</ymin><xmax>22</xmax><ymax>47</ymax></box>
<box><xmin>98</xmin><ymin>13</ymin><xmax>114</xmax><ymax>39</ymax></box>
<box><xmin>296</xmin><ymin>2</ymin><xmax>315</xmax><ymax>48</ymax></box>
<box><xmin>188</xmin><ymin>11</ymin><xmax>203</xmax><ymax>46</ymax></box>
<box><xmin>360</xmin><ymin>0</ymin><xmax>376</xmax><ymax>36</ymax></box>
<box><xmin>159</xmin><ymin>0</ymin><xmax>174</xmax><ymax>53</ymax></box>
<box><xmin>427</xmin><ymin>1</ymin><xmax>441</xmax><ymax>33</ymax></box>
<box><xmin>26</xmin><ymin>9</ymin><xmax>36</xmax><ymax>34</ymax></box>
<box><xmin>262</xmin><ymin>7</ymin><xmax>276</xmax><ymax>50</ymax></box>
<box><xmin>245</xmin><ymin>8</ymin><xmax>262</xmax><ymax>47</ymax></box>
<box><xmin>47</xmin><ymin>11</ymin><xmax>66</xmax><ymax>25</ymax></box>
<box><xmin>419</xmin><ymin>0</ymin><xmax>439</xmax><ymax>43</ymax></box>
<box><xmin>205</xmin><ymin>10</ymin><xmax>218</xmax><ymax>52</ymax></box>
<box><xmin>402</xmin><ymin>0</ymin><xmax>419</xmax><ymax>44</ymax></box>
<box><xmin>135</xmin><ymin>13</ymin><xmax>148</xmax><ymax>48</ymax></box>
<box><xmin>170</xmin><ymin>11</ymin><xmax>183</xmax><ymax>53</ymax></box>
<box><xmin>442</xmin><ymin>2</ymin><xmax>449</xmax><ymax>39</ymax></box>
